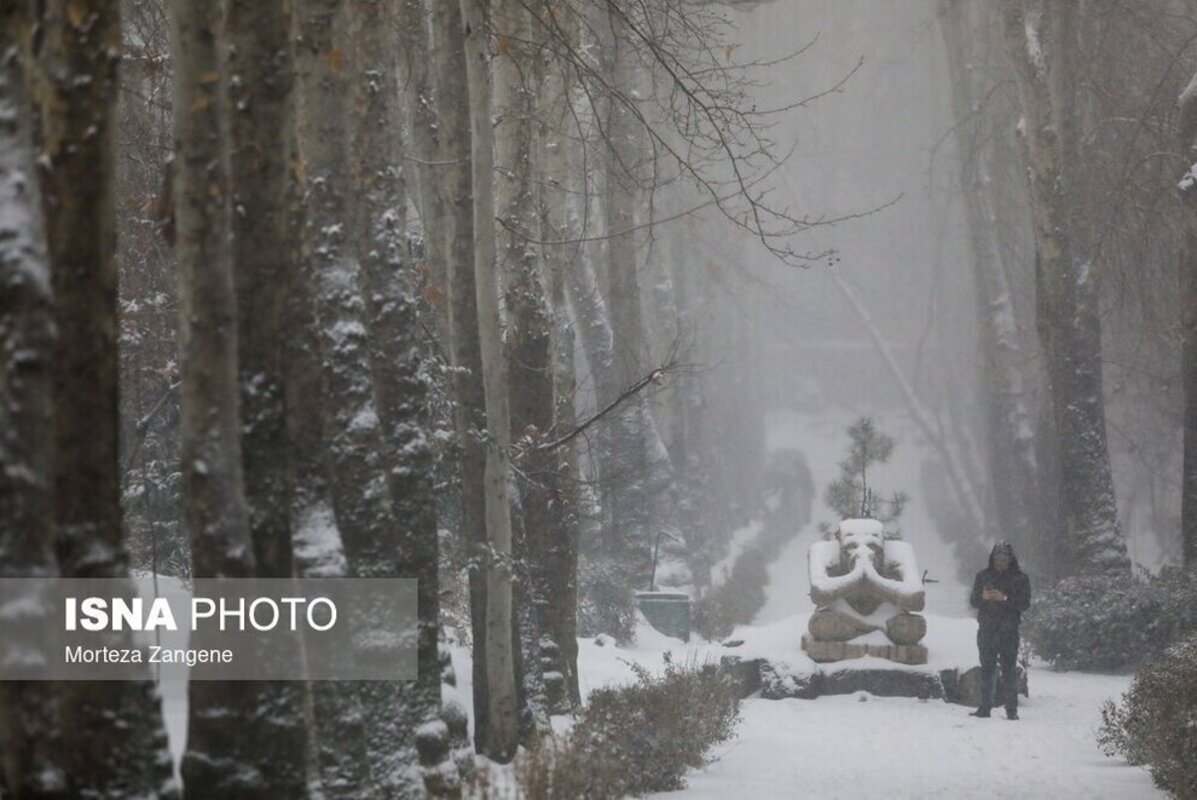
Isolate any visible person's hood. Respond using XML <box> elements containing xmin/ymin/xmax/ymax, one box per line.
<box><xmin>988</xmin><ymin>540</ymin><xmax>1021</xmax><ymax>573</ymax></box>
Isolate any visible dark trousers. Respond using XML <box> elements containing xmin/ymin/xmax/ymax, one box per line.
<box><xmin>978</xmin><ymin>626</ymin><xmax>1020</xmax><ymax>712</ymax></box>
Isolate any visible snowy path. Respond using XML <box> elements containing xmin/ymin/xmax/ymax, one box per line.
<box><xmin>652</xmin><ymin>669</ymin><xmax>1161</xmax><ymax>799</ymax></box>
<box><xmin>646</xmin><ymin>408</ymin><xmax>1163</xmax><ymax>797</ymax></box>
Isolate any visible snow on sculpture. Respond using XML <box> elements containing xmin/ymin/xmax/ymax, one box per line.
<box><xmin>802</xmin><ymin>518</ymin><xmax>928</xmax><ymax>665</ymax></box>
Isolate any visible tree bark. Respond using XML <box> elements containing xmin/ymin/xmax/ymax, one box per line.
<box><xmin>1001</xmin><ymin>0</ymin><xmax>1128</xmax><ymax>574</ymax></box>
<box><xmin>460</xmin><ymin>0</ymin><xmax>521</xmax><ymax>762</ymax></box>
<box><xmin>350</xmin><ymin>0</ymin><xmax>452</xmax><ymax>790</ymax></box>
<box><xmin>938</xmin><ymin>0</ymin><xmax>1047</xmax><ymax>568</ymax></box>
<box><xmin>494</xmin><ymin>0</ymin><xmax>552</xmax><ymax>733</ymax></box>
<box><xmin>429</xmin><ymin>0</ymin><xmax>493</xmax><ymax>750</ymax></box>
<box><xmin>0</xmin><ymin>15</ymin><xmax>68</xmax><ymax>795</ymax></box>
<box><xmin>298</xmin><ymin>1</ymin><xmax>444</xmax><ymax>794</ymax></box>
<box><xmin>170</xmin><ymin>1</ymin><xmax>282</xmax><ymax>795</ymax></box>
<box><xmin>225</xmin><ymin>0</ymin><xmax>310</xmax><ymax>794</ymax></box>
<box><xmin>1180</xmin><ymin>69</ymin><xmax>1197</xmax><ymax>571</ymax></box>
<box><xmin>534</xmin><ymin>5</ymin><xmax>582</xmax><ymax>710</ymax></box>
<box><xmin>28</xmin><ymin>2</ymin><xmax>177</xmax><ymax>794</ymax></box>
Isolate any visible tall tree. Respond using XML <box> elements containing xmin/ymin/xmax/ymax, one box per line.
<box><xmin>428</xmin><ymin>0</ymin><xmax>495</xmax><ymax>750</ymax></box>
<box><xmin>1001</xmin><ymin>0</ymin><xmax>1129</xmax><ymax>574</ymax></box>
<box><xmin>494</xmin><ymin>0</ymin><xmax>552</xmax><ymax>732</ymax></box>
<box><xmin>349</xmin><ymin>0</ymin><xmax>451</xmax><ymax>790</ymax></box>
<box><xmin>937</xmin><ymin>0</ymin><xmax>1051</xmax><ymax>572</ymax></box>
<box><xmin>169</xmin><ymin>0</ymin><xmax>285</xmax><ymax>795</ymax></box>
<box><xmin>297</xmin><ymin>0</ymin><xmax>451</xmax><ymax>794</ymax></box>
<box><xmin>535</xmin><ymin>14</ymin><xmax>583</xmax><ymax>707</ymax></box>
<box><xmin>28</xmin><ymin>1</ymin><xmax>177</xmax><ymax>794</ymax></box>
<box><xmin>460</xmin><ymin>0</ymin><xmax>521</xmax><ymax>762</ymax></box>
<box><xmin>0</xmin><ymin>11</ymin><xmax>68</xmax><ymax>796</ymax></box>
<box><xmin>1181</xmin><ymin>68</ymin><xmax>1197</xmax><ymax>571</ymax></box>
<box><xmin>225</xmin><ymin>0</ymin><xmax>311</xmax><ymax>794</ymax></box>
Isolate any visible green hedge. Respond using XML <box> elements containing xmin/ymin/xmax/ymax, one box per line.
<box><xmin>1098</xmin><ymin>633</ymin><xmax>1197</xmax><ymax>798</ymax></box>
<box><xmin>1022</xmin><ymin>568</ymin><xmax>1197</xmax><ymax>671</ymax></box>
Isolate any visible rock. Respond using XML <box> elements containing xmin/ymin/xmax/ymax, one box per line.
<box><xmin>886</xmin><ymin>612</ymin><xmax>927</xmax><ymax>645</ymax></box>
<box><xmin>759</xmin><ymin>660</ymin><xmax>820</xmax><ymax>700</ymax></box>
<box><xmin>940</xmin><ymin>665</ymin><xmax>1028</xmax><ymax>707</ymax></box>
<box><xmin>802</xmin><ymin>635</ymin><xmax>870</xmax><ymax>663</ymax></box>
<box><xmin>808</xmin><ymin>609</ymin><xmax>881</xmax><ymax>642</ymax></box>
<box><xmin>821</xmin><ymin>668</ymin><xmax>943</xmax><ymax>700</ymax></box>
<box><xmin>722</xmin><ymin>639</ymin><xmax>745</xmax><ymax>648</ymax></box>
<box><xmin>719</xmin><ymin>655</ymin><xmax>763</xmax><ymax>697</ymax></box>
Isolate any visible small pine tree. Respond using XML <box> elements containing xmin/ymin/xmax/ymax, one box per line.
<box><xmin>823</xmin><ymin>417</ymin><xmax>908</xmax><ymax>527</ymax></box>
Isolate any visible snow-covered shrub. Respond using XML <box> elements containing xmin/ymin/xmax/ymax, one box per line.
<box><xmin>1098</xmin><ymin>633</ymin><xmax>1197</xmax><ymax>798</ymax></box>
<box><xmin>576</xmin><ymin>553</ymin><xmax>638</xmax><ymax>642</ymax></box>
<box><xmin>499</xmin><ymin>656</ymin><xmax>741</xmax><ymax>798</ymax></box>
<box><xmin>1023</xmin><ymin>568</ymin><xmax>1197</xmax><ymax>671</ymax></box>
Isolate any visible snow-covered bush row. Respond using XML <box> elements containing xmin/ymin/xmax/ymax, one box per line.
<box><xmin>1022</xmin><ymin>567</ymin><xmax>1197</xmax><ymax>671</ymax></box>
<box><xmin>477</xmin><ymin>656</ymin><xmax>740</xmax><ymax>798</ymax></box>
<box><xmin>1098</xmin><ymin>632</ymin><xmax>1197</xmax><ymax>798</ymax></box>
<box><xmin>693</xmin><ymin>543</ymin><xmax>771</xmax><ymax>639</ymax></box>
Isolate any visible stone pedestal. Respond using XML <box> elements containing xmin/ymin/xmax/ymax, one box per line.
<box><xmin>801</xmin><ymin>634</ymin><xmax>928</xmax><ymax>665</ymax></box>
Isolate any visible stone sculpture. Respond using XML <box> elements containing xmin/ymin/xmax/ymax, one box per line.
<box><xmin>802</xmin><ymin>518</ymin><xmax>927</xmax><ymax>665</ymax></box>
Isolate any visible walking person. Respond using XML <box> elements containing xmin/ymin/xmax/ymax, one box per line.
<box><xmin>969</xmin><ymin>541</ymin><xmax>1031</xmax><ymax>719</ymax></box>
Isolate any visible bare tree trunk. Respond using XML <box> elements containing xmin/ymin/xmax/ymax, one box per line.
<box><xmin>298</xmin><ymin>1</ymin><xmax>441</xmax><ymax>794</ymax></box>
<box><xmin>1180</xmin><ymin>70</ymin><xmax>1197</xmax><ymax>571</ymax></box>
<box><xmin>170</xmin><ymin>1</ymin><xmax>281</xmax><ymax>795</ymax></box>
<box><xmin>28</xmin><ymin>2</ymin><xmax>177</xmax><ymax>795</ymax></box>
<box><xmin>429</xmin><ymin>0</ymin><xmax>493</xmax><ymax>750</ymax></box>
<box><xmin>1001</xmin><ymin>0</ymin><xmax>1128</xmax><ymax>574</ymax></box>
<box><xmin>494</xmin><ymin>0</ymin><xmax>551</xmax><ymax>734</ymax></box>
<box><xmin>938</xmin><ymin>0</ymin><xmax>1047</xmax><ymax>569</ymax></box>
<box><xmin>296</xmin><ymin>2</ymin><xmax>375</xmax><ymax>795</ymax></box>
<box><xmin>600</xmin><ymin>10</ymin><xmax>655</xmax><ymax>609</ymax></box>
<box><xmin>0</xmin><ymin>15</ymin><xmax>68</xmax><ymax>795</ymax></box>
<box><xmin>350</xmin><ymin>0</ymin><xmax>454</xmax><ymax>791</ymax></box>
<box><xmin>460</xmin><ymin>0</ymin><xmax>520</xmax><ymax>762</ymax></box>
<box><xmin>535</xmin><ymin>9</ymin><xmax>582</xmax><ymax>711</ymax></box>
<box><xmin>225</xmin><ymin>0</ymin><xmax>310</xmax><ymax>794</ymax></box>
<box><xmin>398</xmin><ymin>0</ymin><xmax>451</xmax><ymax>344</ymax></box>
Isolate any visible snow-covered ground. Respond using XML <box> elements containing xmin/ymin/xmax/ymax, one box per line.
<box><xmin>652</xmin><ymin>669</ymin><xmax>1161</xmax><ymax>800</ymax></box>
<box><xmin>159</xmin><ymin>406</ymin><xmax>1163</xmax><ymax>797</ymax></box>
<box><xmin>453</xmin><ymin>611</ymin><xmax>1160</xmax><ymax>799</ymax></box>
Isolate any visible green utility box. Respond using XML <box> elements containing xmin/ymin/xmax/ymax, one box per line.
<box><xmin>636</xmin><ymin>591</ymin><xmax>691</xmax><ymax>642</ymax></box>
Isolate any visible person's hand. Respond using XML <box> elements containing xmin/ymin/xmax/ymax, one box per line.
<box><xmin>982</xmin><ymin>588</ymin><xmax>1007</xmax><ymax>602</ymax></box>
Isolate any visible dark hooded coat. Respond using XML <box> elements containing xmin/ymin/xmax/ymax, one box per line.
<box><xmin>969</xmin><ymin>543</ymin><xmax>1031</xmax><ymax>631</ymax></box>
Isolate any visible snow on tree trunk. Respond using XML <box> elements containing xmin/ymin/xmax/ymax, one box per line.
<box><xmin>28</xmin><ymin>1</ymin><xmax>178</xmax><ymax>794</ymax></box>
<box><xmin>1180</xmin><ymin>68</ymin><xmax>1197</xmax><ymax>571</ymax></box>
<box><xmin>535</xmin><ymin>10</ymin><xmax>583</xmax><ymax>710</ymax></box>
<box><xmin>297</xmin><ymin>1</ymin><xmax>429</xmax><ymax>795</ymax></box>
<box><xmin>349</xmin><ymin>0</ymin><xmax>454</xmax><ymax>790</ymax></box>
<box><xmin>601</xmin><ymin>9</ymin><xmax>657</xmax><ymax>606</ymax></box>
<box><xmin>171</xmin><ymin>1</ymin><xmax>292</xmax><ymax>795</ymax></box>
<box><xmin>460</xmin><ymin>0</ymin><xmax>521</xmax><ymax>762</ymax></box>
<box><xmin>225</xmin><ymin>0</ymin><xmax>311</xmax><ymax>794</ymax></box>
<box><xmin>494</xmin><ymin>0</ymin><xmax>552</xmax><ymax>735</ymax></box>
<box><xmin>429</xmin><ymin>0</ymin><xmax>496</xmax><ymax>752</ymax></box>
<box><xmin>0</xmin><ymin>16</ymin><xmax>68</xmax><ymax>795</ymax></box>
<box><xmin>1001</xmin><ymin>0</ymin><xmax>1129</xmax><ymax>575</ymax></box>
<box><xmin>938</xmin><ymin>0</ymin><xmax>1051</xmax><ymax>573</ymax></box>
